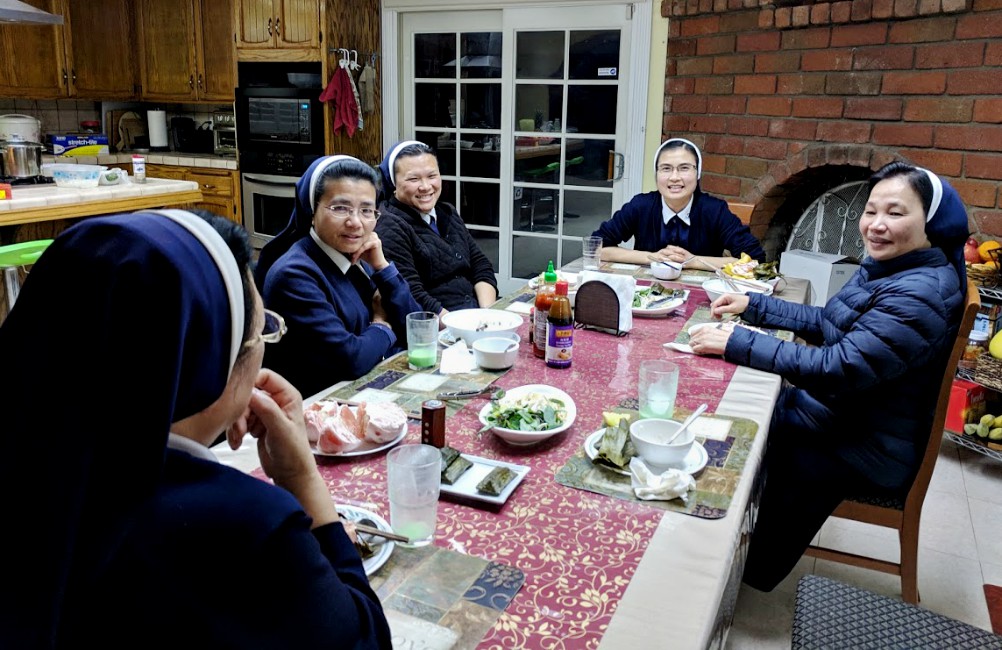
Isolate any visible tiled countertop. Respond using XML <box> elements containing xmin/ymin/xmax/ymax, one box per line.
<box><xmin>42</xmin><ymin>152</ymin><xmax>238</xmax><ymax>171</ymax></box>
<box><xmin>0</xmin><ymin>178</ymin><xmax>202</xmax><ymax>226</ymax></box>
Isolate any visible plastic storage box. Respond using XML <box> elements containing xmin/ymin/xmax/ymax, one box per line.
<box><xmin>41</xmin><ymin>163</ymin><xmax>108</xmax><ymax>189</ymax></box>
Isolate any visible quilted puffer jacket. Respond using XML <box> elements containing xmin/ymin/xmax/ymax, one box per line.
<box><xmin>725</xmin><ymin>247</ymin><xmax>963</xmax><ymax>489</ymax></box>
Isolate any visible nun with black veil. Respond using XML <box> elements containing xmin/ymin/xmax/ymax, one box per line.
<box><xmin>255</xmin><ymin>155</ymin><xmax>420</xmax><ymax>399</ymax></box>
<box><xmin>688</xmin><ymin>161</ymin><xmax>971</xmax><ymax>592</ymax></box>
<box><xmin>0</xmin><ymin>209</ymin><xmax>391</xmax><ymax>648</ymax></box>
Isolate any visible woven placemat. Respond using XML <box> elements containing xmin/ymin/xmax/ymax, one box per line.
<box><xmin>554</xmin><ymin>410</ymin><xmax>759</xmax><ymax>519</ymax></box>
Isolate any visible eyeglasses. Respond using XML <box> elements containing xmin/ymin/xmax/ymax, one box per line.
<box><xmin>324</xmin><ymin>204</ymin><xmax>380</xmax><ymax>222</ymax></box>
<box><xmin>656</xmin><ymin>164</ymin><xmax>697</xmax><ymax>176</ymax></box>
<box><xmin>244</xmin><ymin>309</ymin><xmax>287</xmax><ymax>349</ymax></box>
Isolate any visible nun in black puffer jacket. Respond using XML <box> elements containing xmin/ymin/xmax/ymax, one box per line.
<box><xmin>688</xmin><ymin>161</ymin><xmax>970</xmax><ymax>593</ymax></box>
<box><xmin>376</xmin><ymin>140</ymin><xmax>498</xmax><ymax>315</ymax></box>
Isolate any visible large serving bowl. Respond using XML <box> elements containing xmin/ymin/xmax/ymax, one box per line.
<box><xmin>478</xmin><ymin>384</ymin><xmax>577</xmax><ymax>446</ymax></box>
<box><xmin>649</xmin><ymin>260</ymin><xmax>682</xmax><ymax>281</ymax></box>
<box><xmin>702</xmin><ymin>277</ymin><xmax>774</xmax><ymax>304</ymax></box>
<box><xmin>441</xmin><ymin>308</ymin><xmax>523</xmax><ymax>346</ymax></box>
<box><xmin>629</xmin><ymin>418</ymin><xmax>695</xmax><ymax>468</ymax></box>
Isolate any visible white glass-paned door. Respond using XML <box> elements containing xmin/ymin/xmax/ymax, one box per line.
<box><xmin>401</xmin><ymin>5</ymin><xmax>632</xmax><ymax>293</ymax></box>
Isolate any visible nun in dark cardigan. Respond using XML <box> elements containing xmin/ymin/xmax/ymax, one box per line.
<box><xmin>0</xmin><ymin>210</ymin><xmax>390</xmax><ymax>648</ymax></box>
<box><xmin>256</xmin><ymin>155</ymin><xmax>420</xmax><ymax>398</ymax></box>
<box><xmin>376</xmin><ymin>140</ymin><xmax>498</xmax><ymax>315</ymax></box>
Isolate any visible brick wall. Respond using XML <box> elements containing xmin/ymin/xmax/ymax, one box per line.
<box><xmin>661</xmin><ymin>0</ymin><xmax>1002</xmax><ymax>242</ymax></box>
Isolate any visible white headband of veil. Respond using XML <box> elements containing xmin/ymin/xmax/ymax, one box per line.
<box><xmin>653</xmin><ymin>138</ymin><xmax>703</xmax><ymax>180</ymax></box>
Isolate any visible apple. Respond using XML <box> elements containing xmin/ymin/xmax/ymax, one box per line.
<box><xmin>965</xmin><ymin>237</ymin><xmax>982</xmax><ymax>264</ymax></box>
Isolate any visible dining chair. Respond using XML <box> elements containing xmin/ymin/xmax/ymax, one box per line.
<box><xmin>791</xmin><ymin>574</ymin><xmax>1002</xmax><ymax>649</ymax></box>
<box><xmin>803</xmin><ymin>279</ymin><xmax>980</xmax><ymax>604</ymax></box>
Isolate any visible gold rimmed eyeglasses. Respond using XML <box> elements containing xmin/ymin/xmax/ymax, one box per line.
<box><xmin>244</xmin><ymin>309</ymin><xmax>287</xmax><ymax>348</ymax></box>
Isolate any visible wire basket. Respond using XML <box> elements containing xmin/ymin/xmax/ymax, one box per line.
<box><xmin>974</xmin><ymin>353</ymin><xmax>1002</xmax><ymax>392</ymax></box>
<box><xmin>968</xmin><ymin>248</ymin><xmax>1002</xmax><ymax>288</ymax></box>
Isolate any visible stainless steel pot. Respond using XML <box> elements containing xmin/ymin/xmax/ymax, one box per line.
<box><xmin>1</xmin><ymin>139</ymin><xmax>43</xmax><ymax>178</ymax></box>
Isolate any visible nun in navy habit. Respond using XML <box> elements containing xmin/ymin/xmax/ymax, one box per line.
<box><xmin>256</xmin><ymin>155</ymin><xmax>420</xmax><ymax>398</ymax></box>
<box><xmin>0</xmin><ymin>210</ymin><xmax>390</xmax><ymax>648</ymax></box>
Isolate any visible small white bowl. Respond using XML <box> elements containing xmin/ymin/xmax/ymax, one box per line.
<box><xmin>702</xmin><ymin>278</ymin><xmax>774</xmax><ymax>303</ymax></box>
<box><xmin>441</xmin><ymin>308</ymin><xmax>523</xmax><ymax>346</ymax></box>
<box><xmin>478</xmin><ymin>384</ymin><xmax>577</xmax><ymax>446</ymax></box>
<box><xmin>629</xmin><ymin>418</ymin><xmax>695</xmax><ymax>468</ymax></box>
<box><xmin>472</xmin><ymin>335</ymin><xmax>521</xmax><ymax>370</ymax></box>
<box><xmin>649</xmin><ymin>261</ymin><xmax>682</xmax><ymax>281</ymax></box>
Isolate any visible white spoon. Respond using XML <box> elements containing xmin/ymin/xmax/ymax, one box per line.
<box><xmin>667</xmin><ymin>403</ymin><xmax>708</xmax><ymax>444</ymax></box>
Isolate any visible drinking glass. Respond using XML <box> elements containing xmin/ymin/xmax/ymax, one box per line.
<box><xmin>582</xmin><ymin>236</ymin><xmax>603</xmax><ymax>271</ymax></box>
<box><xmin>406</xmin><ymin>311</ymin><xmax>439</xmax><ymax>370</ymax></box>
<box><xmin>638</xmin><ymin>359</ymin><xmax>679</xmax><ymax>420</ymax></box>
<box><xmin>387</xmin><ymin>444</ymin><xmax>441</xmax><ymax>547</ymax></box>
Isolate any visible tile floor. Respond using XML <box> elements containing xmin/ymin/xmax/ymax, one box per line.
<box><xmin>726</xmin><ymin>437</ymin><xmax>1002</xmax><ymax>648</ymax></box>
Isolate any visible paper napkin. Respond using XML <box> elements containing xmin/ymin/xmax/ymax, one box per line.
<box><xmin>629</xmin><ymin>457</ymin><xmax>695</xmax><ymax>502</ymax></box>
<box><xmin>439</xmin><ymin>340</ymin><xmax>479</xmax><ymax>374</ymax></box>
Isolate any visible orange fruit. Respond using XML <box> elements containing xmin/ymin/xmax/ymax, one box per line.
<box><xmin>979</xmin><ymin>240</ymin><xmax>1002</xmax><ymax>263</ymax></box>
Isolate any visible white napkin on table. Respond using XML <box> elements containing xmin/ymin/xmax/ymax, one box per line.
<box><xmin>439</xmin><ymin>340</ymin><xmax>478</xmax><ymax>374</ymax></box>
<box><xmin>629</xmin><ymin>457</ymin><xmax>696</xmax><ymax>502</ymax></box>
<box><xmin>578</xmin><ymin>270</ymin><xmax>635</xmax><ymax>333</ymax></box>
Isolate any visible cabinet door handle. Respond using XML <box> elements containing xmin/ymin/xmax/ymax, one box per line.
<box><xmin>202</xmin><ymin>183</ymin><xmax>216</xmax><ymax>190</ymax></box>
<box><xmin>197</xmin><ymin>74</ymin><xmax>203</xmax><ymax>90</ymax></box>
<box><xmin>71</xmin><ymin>69</ymin><xmax>77</xmax><ymax>83</ymax></box>
<box><xmin>275</xmin><ymin>16</ymin><xmax>281</xmax><ymax>38</ymax></box>
<box><xmin>62</xmin><ymin>69</ymin><xmax>67</xmax><ymax>86</ymax></box>
<box><xmin>189</xmin><ymin>75</ymin><xmax>194</xmax><ymax>90</ymax></box>
<box><xmin>267</xmin><ymin>17</ymin><xmax>272</xmax><ymax>37</ymax></box>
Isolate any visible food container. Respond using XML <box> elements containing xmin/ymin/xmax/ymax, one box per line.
<box><xmin>472</xmin><ymin>335</ymin><xmax>521</xmax><ymax>370</ymax></box>
<box><xmin>629</xmin><ymin>418</ymin><xmax>694</xmax><ymax>467</ymax></box>
<box><xmin>441</xmin><ymin>308</ymin><xmax>522</xmax><ymax>346</ymax></box>
<box><xmin>649</xmin><ymin>261</ymin><xmax>682</xmax><ymax>280</ymax></box>
<box><xmin>0</xmin><ymin>114</ymin><xmax>41</xmax><ymax>144</ymax></box>
<box><xmin>1</xmin><ymin>139</ymin><xmax>43</xmax><ymax>178</ymax></box>
<box><xmin>42</xmin><ymin>163</ymin><xmax>108</xmax><ymax>188</ymax></box>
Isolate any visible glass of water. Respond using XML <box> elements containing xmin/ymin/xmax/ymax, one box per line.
<box><xmin>582</xmin><ymin>236</ymin><xmax>603</xmax><ymax>271</ymax></box>
<box><xmin>638</xmin><ymin>359</ymin><xmax>679</xmax><ymax>420</ymax></box>
<box><xmin>387</xmin><ymin>444</ymin><xmax>441</xmax><ymax>547</ymax></box>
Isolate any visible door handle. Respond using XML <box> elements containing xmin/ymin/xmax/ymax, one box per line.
<box><xmin>71</xmin><ymin>69</ymin><xmax>76</xmax><ymax>84</ymax></box>
<box><xmin>197</xmin><ymin>74</ymin><xmax>203</xmax><ymax>90</ymax></box>
<box><xmin>607</xmin><ymin>150</ymin><xmax>625</xmax><ymax>181</ymax></box>
<box><xmin>275</xmin><ymin>17</ymin><xmax>281</xmax><ymax>38</ymax></box>
<box><xmin>267</xmin><ymin>17</ymin><xmax>273</xmax><ymax>37</ymax></box>
<box><xmin>188</xmin><ymin>75</ymin><xmax>194</xmax><ymax>90</ymax></box>
<box><xmin>243</xmin><ymin>175</ymin><xmax>298</xmax><ymax>187</ymax></box>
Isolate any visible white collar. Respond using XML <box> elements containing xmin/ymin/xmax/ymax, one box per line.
<box><xmin>309</xmin><ymin>228</ymin><xmax>368</xmax><ymax>277</ymax></box>
<box><xmin>662</xmin><ymin>196</ymin><xmax>694</xmax><ymax>226</ymax></box>
<box><xmin>167</xmin><ymin>432</ymin><xmax>218</xmax><ymax>462</ymax></box>
<box><xmin>421</xmin><ymin>207</ymin><xmax>438</xmax><ymax>227</ymax></box>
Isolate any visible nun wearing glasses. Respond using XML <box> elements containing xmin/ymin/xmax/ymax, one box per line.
<box><xmin>592</xmin><ymin>138</ymin><xmax>765</xmax><ymax>267</ymax></box>
<box><xmin>256</xmin><ymin>155</ymin><xmax>420</xmax><ymax>398</ymax></box>
<box><xmin>0</xmin><ymin>209</ymin><xmax>390</xmax><ymax>648</ymax></box>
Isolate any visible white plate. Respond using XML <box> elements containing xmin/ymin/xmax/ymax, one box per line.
<box><xmin>584</xmin><ymin>429</ymin><xmax>709</xmax><ymax>475</ymax></box>
<box><xmin>438</xmin><ymin>330</ymin><xmax>458</xmax><ymax>347</ymax></box>
<box><xmin>311</xmin><ymin>405</ymin><xmax>408</xmax><ymax>458</ymax></box>
<box><xmin>632</xmin><ymin>288</ymin><xmax>690</xmax><ymax>317</ymax></box>
<box><xmin>440</xmin><ymin>453</ymin><xmax>530</xmax><ymax>506</ymax></box>
<box><xmin>336</xmin><ymin>504</ymin><xmax>394</xmax><ymax>576</ymax></box>
<box><xmin>478</xmin><ymin>384</ymin><xmax>577</xmax><ymax>445</ymax></box>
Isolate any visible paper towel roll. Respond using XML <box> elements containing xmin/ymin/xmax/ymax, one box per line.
<box><xmin>147</xmin><ymin>110</ymin><xmax>168</xmax><ymax>149</ymax></box>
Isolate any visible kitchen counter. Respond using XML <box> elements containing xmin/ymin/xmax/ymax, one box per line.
<box><xmin>42</xmin><ymin>152</ymin><xmax>238</xmax><ymax>171</ymax></box>
<box><xmin>0</xmin><ymin>179</ymin><xmax>203</xmax><ymax>227</ymax></box>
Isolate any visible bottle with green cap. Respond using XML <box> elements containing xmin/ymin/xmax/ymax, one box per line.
<box><xmin>533</xmin><ymin>260</ymin><xmax>558</xmax><ymax>359</ymax></box>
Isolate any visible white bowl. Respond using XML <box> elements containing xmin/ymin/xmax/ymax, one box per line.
<box><xmin>702</xmin><ymin>278</ymin><xmax>774</xmax><ymax>303</ymax></box>
<box><xmin>43</xmin><ymin>163</ymin><xmax>107</xmax><ymax>188</ymax></box>
<box><xmin>649</xmin><ymin>261</ymin><xmax>682</xmax><ymax>281</ymax></box>
<box><xmin>441</xmin><ymin>308</ymin><xmax>522</xmax><ymax>346</ymax></box>
<box><xmin>478</xmin><ymin>384</ymin><xmax>576</xmax><ymax>446</ymax></box>
<box><xmin>629</xmin><ymin>418</ymin><xmax>695</xmax><ymax>467</ymax></box>
<box><xmin>472</xmin><ymin>334</ymin><xmax>521</xmax><ymax>370</ymax></box>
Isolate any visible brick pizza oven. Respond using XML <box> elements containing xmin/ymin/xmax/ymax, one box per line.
<box><xmin>661</xmin><ymin>0</ymin><xmax>1002</xmax><ymax>257</ymax></box>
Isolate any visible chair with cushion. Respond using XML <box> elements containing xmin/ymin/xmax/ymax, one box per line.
<box><xmin>792</xmin><ymin>574</ymin><xmax>1002</xmax><ymax>649</ymax></box>
<box><xmin>804</xmin><ymin>279</ymin><xmax>980</xmax><ymax>604</ymax></box>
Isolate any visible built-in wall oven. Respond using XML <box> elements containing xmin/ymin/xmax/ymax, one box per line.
<box><xmin>236</xmin><ymin>63</ymin><xmax>324</xmax><ymax>247</ymax></box>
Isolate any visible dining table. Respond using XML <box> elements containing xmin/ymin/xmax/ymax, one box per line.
<box><xmin>216</xmin><ymin>263</ymin><xmax>809</xmax><ymax>649</ymax></box>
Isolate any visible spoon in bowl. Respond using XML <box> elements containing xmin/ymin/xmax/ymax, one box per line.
<box><xmin>667</xmin><ymin>403</ymin><xmax>708</xmax><ymax>444</ymax></box>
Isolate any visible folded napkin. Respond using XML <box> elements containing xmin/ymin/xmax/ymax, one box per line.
<box><xmin>629</xmin><ymin>457</ymin><xmax>695</xmax><ymax>502</ymax></box>
<box><xmin>439</xmin><ymin>340</ymin><xmax>479</xmax><ymax>374</ymax></box>
<box><xmin>578</xmin><ymin>270</ymin><xmax>635</xmax><ymax>333</ymax></box>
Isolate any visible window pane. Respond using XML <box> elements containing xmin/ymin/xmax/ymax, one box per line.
<box><xmin>460</xmin><ymin>145</ymin><xmax>500</xmax><ymax>179</ymax></box>
<box><xmin>415</xmin><ymin>83</ymin><xmax>456</xmax><ymax>128</ymax></box>
<box><xmin>459</xmin><ymin>182</ymin><xmax>500</xmax><ymax>227</ymax></box>
<box><xmin>516</xmin><ymin>31</ymin><xmax>564</xmax><ymax>79</ymax></box>
<box><xmin>441</xmin><ymin>180</ymin><xmax>456</xmax><ymax>205</ymax></box>
<box><xmin>459</xmin><ymin>32</ymin><xmax>502</xmax><ymax>79</ymax></box>
<box><xmin>512</xmin><ymin>187</ymin><xmax>558</xmax><ymax>234</ymax></box>
<box><xmin>414</xmin><ymin>33</ymin><xmax>455</xmax><ymax>79</ymax></box>
<box><xmin>514</xmin><ymin>137</ymin><xmax>560</xmax><ymax>184</ymax></box>
<box><xmin>561</xmin><ymin>190</ymin><xmax>613</xmax><ymax>238</ymax></box>
<box><xmin>568</xmin><ymin>30</ymin><xmax>620</xmax><ymax>80</ymax></box>
<box><xmin>460</xmin><ymin>83</ymin><xmax>501</xmax><ymax>129</ymax></box>
<box><xmin>471</xmin><ymin>230</ymin><xmax>500</xmax><ymax>273</ymax></box>
<box><xmin>566</xmin><ymin>85</ymin><xmax>617</xmax><ymax>135</ymax></box>
<box><xmin>565</xmin><ymin>138</ymin><xmax>614</xmax><ymax>189</ymax></box>
<box><xmin>514</xmin><ymin>84</ymin><xmax>562</xmax><ymax>133</ymax></box>
<box><xmin>415</xmin><ymin>130</ymin><xmax>455</xmax><ymax>176</ymax></box>
<box><xmin>511</xmin><ymin>233</ymin><xmax>559</xmax><ymax>280</ymax></box>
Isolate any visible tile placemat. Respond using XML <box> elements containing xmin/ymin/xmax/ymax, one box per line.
<box><xmin>554</xmin><ymin>410</ymin><xmax>760</xmax><ymax>519</ymax></box>
<box><xmin>373</xmin><ymin>544</ymin><xmax>525</xmax><ymax>650</ymax></box>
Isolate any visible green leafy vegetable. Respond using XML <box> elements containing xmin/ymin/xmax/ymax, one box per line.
<box><xmin>480</xmin><ymin>391</ymin><xmax>568</xmax><ymax>433</ymax></box>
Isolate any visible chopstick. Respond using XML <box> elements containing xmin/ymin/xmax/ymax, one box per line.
<box><xmin>353</xmin><ymin>522</ymin><xmax>411</xmax><ymax>543</ymax></box>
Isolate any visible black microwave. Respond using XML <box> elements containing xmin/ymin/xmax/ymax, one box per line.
<box><xmin>236</xmin><ymin>86</ymin><xmax>324</xmax><ymax>176</ymax></box>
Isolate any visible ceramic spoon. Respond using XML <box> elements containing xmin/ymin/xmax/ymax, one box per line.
<box><xmin>667</xmin><ymin>403</ymin><xmax>708</xmax><ymax>444</ymax></box>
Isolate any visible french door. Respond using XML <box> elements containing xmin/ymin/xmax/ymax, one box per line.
<box><xmin>400</xmin><ymin>5</ymin><xmax>636</xmax><ymax>293</ymax></box>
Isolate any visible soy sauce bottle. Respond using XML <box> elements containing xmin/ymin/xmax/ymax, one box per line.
<box><xmin>545</xmin><ymin>279</ymin><xmax>573</xmax><ymax>369</ymax></box>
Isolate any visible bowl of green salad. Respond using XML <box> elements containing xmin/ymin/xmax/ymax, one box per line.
<box><xmin>478</xmin><ymin>384</ymin><xmax>576</xmax><ymax>445</ymax></box>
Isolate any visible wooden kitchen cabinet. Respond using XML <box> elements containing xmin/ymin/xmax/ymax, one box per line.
<box><xmin>0</xmin><ymin>0</ymin><xmax>136</xmax><ymax>100</ymax></box>
<box><xmin>236</xmin><ymin>0</ymin><xmax>321</xmax><ymax>61</ymax></box>
<box><xmin>147</xmin><ymin>164</ymin><xmax>242</xmax><ymax>224</ymax></box>
<box><xmin>137</xmin><ymin>0</ymin><xmax>235</xmax><ymax>102</ymax></box>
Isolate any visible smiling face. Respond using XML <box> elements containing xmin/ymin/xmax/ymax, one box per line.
<box><xmin>860</xmin><ymin>176</ymin><xmax>931</xmax><ymax>262</ymax></box>
<box><xmin>655</xmin><ymin>147</ymin><xmax>699</xmax><ymax>212</ymax></box>
<box><xmin>313</xmin><ymin>177</ymin><xmax>378</xmax><ymax>256</ymax></box>
<box><xmin>393</xmin><ymin>153</ymin><xmax>442</xmax><ymax>214</ymax></box>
